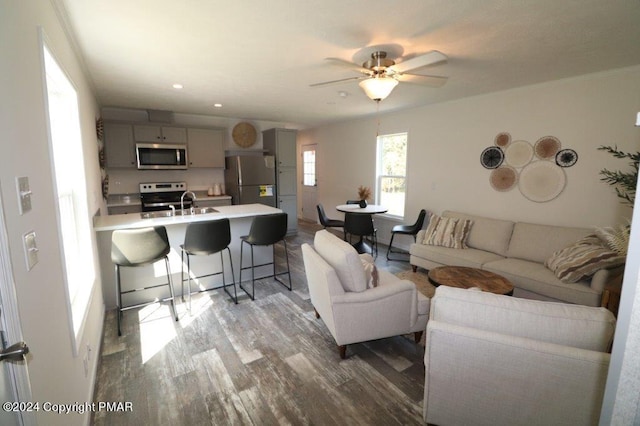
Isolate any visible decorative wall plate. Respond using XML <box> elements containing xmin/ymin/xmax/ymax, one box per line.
<box><xmin>519</xmin><ymin>161</ymin><xmax>566</xmax><ymax>202</ymax></box>
<box><xmin>534</xmin><ymin>136</ymin><xmax>561</xmax><ymax>159</ymax></box>
<box><xmin>232</xmin><ymin>122</ymin><xmax>257</xmax><ymax>148</ymax></box>
<box><xmin>490</xmin><ymin>165</ymin><xmax>518</xmax><ymax>191</ymax></box>
<box><xmin>480</xmin><ymin>146</ymin><xmax>504</xmax><ymax>169</ymax></box>
<box><xmin>504</xmin><ymin>140</ymin><xmax>533</xmax><ymax>168</ymax></box>
<box><xmin>556</xmin><ymin>148</ymin><xmax>578</xmax><ymax>167</ymax></box>
<box><xmin>494</xmin><ymin>132</ymin><xmax>511</xmax><ymax>148</ymax></box>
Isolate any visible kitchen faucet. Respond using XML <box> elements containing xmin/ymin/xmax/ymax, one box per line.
<box><xmin>180</xmin><ymin>191</ymin><xmax>197</xmax><ymax>215</ymax></box>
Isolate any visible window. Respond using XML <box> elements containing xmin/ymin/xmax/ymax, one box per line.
<box><xmin>303</xmin><ymin>149</ymin><xmax>316</xmax><ymax>186</ymax></box>
<box><xmin>42</xmin><ymin>42</ymin><xmax>95</xmax><ymax>354</ymax></box>
<box><xmin>376</xmin><ymin>133</ymin><xmax>408</xmax><ymax>218</ymax></box>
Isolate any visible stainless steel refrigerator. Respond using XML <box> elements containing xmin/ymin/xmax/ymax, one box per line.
<box><xmin>224</xmin><ymin>155</ymin><xmax>277</xmax><ymax>206</ymax></box>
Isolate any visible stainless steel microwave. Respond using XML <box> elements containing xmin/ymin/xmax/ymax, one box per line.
<box><xmin>136</xmin><ymin>143</ymin><xmax>188</xmax><ymax>170</ymax></box>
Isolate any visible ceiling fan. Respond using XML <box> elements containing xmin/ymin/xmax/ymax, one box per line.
<box><xmin>310</xmin><ymin>50</ymin><xmax>448</xmax><ymax>101</ymax></box>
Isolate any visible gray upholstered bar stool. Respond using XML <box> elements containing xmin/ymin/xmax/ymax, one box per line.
<box><xmin>111</xmin><ymin>226</ymin><xmax>178</xmax><ymax>336</ymax></box>
<box><xmin>239</xmin><ymin>213</ymin><xmax>291</xmax><ymax>300</ymax></box>
<box><xmin>181</xmin><ymin>218</ymin><xmax>237</xmax><ymax>312</ymax></box>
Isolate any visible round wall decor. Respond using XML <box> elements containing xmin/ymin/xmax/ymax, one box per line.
<box><xmin>480</xmin><ymin>146</ymin><xmax>504</xmax><ymax>169</ymax></box>
<box><xmin>534</xmin><ymin>136</ymin><xmax>561</xmax><ymax>159</ymax></box>
<box><xmin>494</xmin><ymin>132</ymin><xmax>511</xmax><ymax>148</ymax></box>
<box><xmin>504</xmin><ymin>140</ymin><xmax>534</xmax><ymax>168</ymax></box>
<box><xmin>556</xmin><ymin>148</ymin><xmax>578</xmax><ymax>167</ymax></box>
<box><xmin>232</xmin><ymin>122</ymin><xmax>257</xmax><ymax>148</ymax></box>
<box><xmin>519</xmin><ymin>161</ymin><xmax>566</xmax><ymax>202</ymax></box>
<box><xmin>490</xmin><ymin>165</ymin><xmax>518</xmax><ymax>191</ymax></box>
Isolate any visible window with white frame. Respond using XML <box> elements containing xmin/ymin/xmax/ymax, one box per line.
<box><xmin>376</xmin><ymin>133</ymin><xmax>408</xmax><ymax>218</ymax></box>
<box><xmin>42</xmin><ymin>42</ymin><xmax>95</xmax><ymax>354</ymax></box>
<box><xmin>303</xmin><ymin>149</ymin><xmax>316</xmax><ymax>186</ymax></box>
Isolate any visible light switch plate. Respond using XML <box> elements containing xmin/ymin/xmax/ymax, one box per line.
<box><xmin>23</xmin><ymin>231</ymin><xmax>38</xmax><ymax>271</ymax></box>
<box><xmin>16</xmin><ymin>177</ymin><xmax>32</xmax><ymax>215</ymax></box>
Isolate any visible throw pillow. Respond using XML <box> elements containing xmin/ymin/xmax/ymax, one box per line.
<box><xmin>422</xmin><ymin>213</ymin><xmax>473</xmax><ymax>249</ymax></box>
<box><xmin>359</xmin><ymin>254</ymin><xmax>379</xmax><ymax>288</ymax></box>
<box><xmin>545</xmin><ymin>234</ymin><xmax>625</xmax><ymax>283</ymax></box>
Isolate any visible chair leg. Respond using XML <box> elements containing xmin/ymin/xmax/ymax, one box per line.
<box><xmin>181</xmin><ymin>249</ymin><xmax>186</xmax><ymax>302</ymax></box>
<box><xmin>386</xmin><ymin>232</ymin><xmax>396</xmax><ymax>260</ymax></box>
<box><xmin>338</xmin><ymin>345</ymin><xmax>347</xmax><ymax>359</ymax></box>
<box><xmin>165</xmin><ymin>257</ymin><xmax>178</xmax><ymax>321</ymax></box>
<box><xmin>412</xmin><ymin>265</ymin><xmax>417</xmax><ymax>273</ymax></box>
<box><xmin>239</xmin><ymin>241</ymin><xmax>255</xmax><ymax>301</ymax></box>
<box><xmin>414</xmin><ymin>331</ymin><xmax>424</xmax><ymax>343</ymax></box>
<box><xmin>274</xmin><ymin>239</ymin><xmax>292</xmax><ymax>291</ymax></box>
<box><xmin>115</xmin><ymin>265</ymin><xmax>122</xmax><ymax>337</ymax></box>
<box><xmin>223</xmin><ymin>247</ymin><xmax>238</xmax><ymax>304</ymax></box>
<box><xmin>187</xmin><ymin>254</ymin><xmax>192</xmax><ymax>314</ymax></box>
<box><xmin>314</xmin><ymin>307</ymin><xmax>320</xmax><ymax>319</ymax></box>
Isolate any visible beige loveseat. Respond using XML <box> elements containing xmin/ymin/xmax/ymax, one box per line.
<box><xmin>302</xmin><ymin>230</ymin><xmax>429</xmax><ymax>358</ymax></box>
<box><xmin>410</xmin><ymin>211</ymin><xmax>624</xmax><ymax>306</ymax></box>
<box><xmin>424</xmin><ymin>286</ymin><xmax>615</xmax><ymax>425</ymax></box>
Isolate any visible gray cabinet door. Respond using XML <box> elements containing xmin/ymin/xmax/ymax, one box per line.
<box><xmin>278</xmin><ymin>195</ymin><xmax>298</xmax><ymax>234</ymax></box>
<box><xmin>187</xmin><ymin>128</ymin><xmax>224</xmax><ymax>167</ymax></box>
<box><xmin>104</xmin><ymin>123</ymin><xmax>136</xmax><ymax>168</ymax></box>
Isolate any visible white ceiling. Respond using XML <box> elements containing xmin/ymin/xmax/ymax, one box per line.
<box><xmin>58</xmin><ymin>0</ymin><xmax>640</xmax><ymax>128</ymax></box>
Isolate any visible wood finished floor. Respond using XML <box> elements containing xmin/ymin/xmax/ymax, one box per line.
<box><xmin>91</xmin><ymin>221</ymin><xmax>423</xmax><ymax>425</ymax></box>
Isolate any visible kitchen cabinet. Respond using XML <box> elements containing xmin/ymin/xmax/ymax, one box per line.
<box><xmin>263</xmin><ymin>128</ymin><xmax>298</xmax><ymax>234</ymax></box>
<box><xmin>187</xmin><ymin>128</ymin><xmax>225</xmax><ymax>168</ymax></box>
<box><xmin>134</xmin><ymin>125</ymin><xmax>187</xmax><ymax>144</ymax></box>
<box><xmin>108</xmin><ymin>205</ymin><xmax>141</xmax><ymax>215</ymax></box>
<box><xmin>104</xmin><ymin>122</ymin><xmax>136</xmax><ymax>168</ymax></box>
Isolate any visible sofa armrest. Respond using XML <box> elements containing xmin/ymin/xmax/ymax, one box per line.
<box><xmin>424</xmin><ymin>320</ymin><xmax>610</xmax><ymax>426</ymax></box>
<box><xmin>589</xmin><ymin>265</ymin><xmax>625</xmax><ymax>293</ymax></box>
<box><xmin>415</xmin><ymin>229</ymin><xmax>426</xmax><ymax>244</ymax></box>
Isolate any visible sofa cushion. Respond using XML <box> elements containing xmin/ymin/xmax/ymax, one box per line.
<box><xmin>314</xmin><ymin>230</ymin><xmax>367</xmax><ymax>293</ymax></box>
<box><xmin>507</xmin><ymin>222</ymin><xmax>592</xmax><ymax>263</ymax></box>
<box><xmin>443</xmin><ymin>211</ymin><xmax>514</xmax><ymax>256</ymax></box>
<box><xmin>483</xmin><ymin>258</ymin><xmax>601</xmax><ymax>307</ymax></box>
<box><xmin>422</xmin><ymin>213</ymin><xmax>473</xmax><ymax>249</ymax></box>
<box><xmin>430</xmin><ymin>286</ymin><xmax>616</xmax><ymax>352</ymax></box>
<box><xmin>411</xmin><ymin>242</ymin><xmax>504</xmax><ymax>269</ymax></box>
<box><xmin>545</xmin><ymin>235</ymin><xmax>626</xmax><ymax>284</ymax></box>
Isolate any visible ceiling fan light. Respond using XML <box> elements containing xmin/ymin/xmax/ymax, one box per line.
<box><xmin>358</xmin><ymin>77</ymin><xmax>398</xmax><ymax>101</ymax></box>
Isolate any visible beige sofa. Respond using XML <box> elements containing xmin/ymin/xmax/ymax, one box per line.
<box><xmin>410</xmin><ymin>210</ymin><xmax>624</xmax><ymax>306</ymax></box>
<box><xmin>424</xmin><ymin>286</ymin><xmax>615</xmax><ymax>425</ymax></box>
<box><xmin>302</xmin><ymin>230</ymin><xmax>429</xmax><ymax>358</ymax></box>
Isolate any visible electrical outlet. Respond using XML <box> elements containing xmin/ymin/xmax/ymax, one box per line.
<box><xmin>16</xmin><ymin>176</ymin><xmax>32</xmax><ymax>215</ymax></box>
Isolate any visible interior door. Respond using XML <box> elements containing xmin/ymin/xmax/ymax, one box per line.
<box><xmin>301</xmin><ymin>145</ymin><xmax>318</xmax><ymax>222</ymax></box>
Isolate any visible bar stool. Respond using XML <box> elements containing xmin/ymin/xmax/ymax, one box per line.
<box><xmin>111</xmin><ymin>226</ymin><xmax>178</xmax><ymax>336</ymax></box>
<box><xmin>239</xmin><ymin>213</ymin><xmax>291</xmax><ymax>300</ymax></box>
<box><xmin>181</xmin><ymin>219</ymin><xmax>237</xmax><ymax>312</ymax></box>
<box><xmin>386</xmin><ymin>209</ymin><xmax>427</xmax><ymax>261</ymax></box>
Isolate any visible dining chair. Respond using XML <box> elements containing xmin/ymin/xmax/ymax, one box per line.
<box><xmin>386</xmin><ymin>209</ymin><xmax>427</xmax><ymax>261</ymax></box>
<box><xmin>239</xmin><ymin>213</ymin><xmax>292</xmax><ymax>300</ymax></box>
<box><xmin>344</xmin><ymin>212</ymin><xmax>378</xmax><ymax>257</ymax></box>
<box><xmin>111</xmin><ymin>226</ymin><xmax>178</xmax><ymax>336</ymax></box>
<box><xmin>317</xmin><ymin>204</ymin><xmax>345</xmax><ymax>239</ymax></box>
<box><xmin>181</xmin><ymin>218</ymin><xmax>237</xmax><ymax>313</ymax></box>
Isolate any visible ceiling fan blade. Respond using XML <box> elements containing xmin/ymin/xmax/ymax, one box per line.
<box><xmin>397</xmin><ymin>73</ymin><xmax>448</xmax><ymax>87</ymax></box>
<box><xmin>309</xmin><ymin>76</ymin><xmax>365</xmax><ymax>87</ymax></box>
<box><xmin>388</xmin><ymin>50</ymin><xmax>447</xmax><ymax>74</ymax></box>
<box><xmin>325</xmin><ymin>58</ymin><xmax>371</xmax><ymax>75</ymax></box>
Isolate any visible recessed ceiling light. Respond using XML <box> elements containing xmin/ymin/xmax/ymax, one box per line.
<box><xmin>213</xmin><ymin>103</ymin><xmax>223</xmax><ymax>108</ymax></box>
<box><xmin>172</xmin><ymin>83</ymin><xmax>183</xmax><ymax>89</ymax></box>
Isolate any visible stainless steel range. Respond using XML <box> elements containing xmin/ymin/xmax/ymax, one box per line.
<box><xmin>139</xmin><ymin>182</ymin><xmax>192</xmax><ymax>212</ymax></box>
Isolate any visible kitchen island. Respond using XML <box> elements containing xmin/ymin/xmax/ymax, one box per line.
<box><xmin>94</xmin><ymin>203</ymin><xmax>283</xmax><ymax>308</ymax></box>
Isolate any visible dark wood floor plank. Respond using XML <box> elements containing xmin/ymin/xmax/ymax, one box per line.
<box><xmin>91</xmin><ymin>220</ymin><xmax>425</xmax><ymax>425</ymax></box>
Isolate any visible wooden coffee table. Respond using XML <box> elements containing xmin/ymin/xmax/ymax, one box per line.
<box><xmin>428</xmin><ymin>266</ymin><xmax>514</xmax><ymax>295</ymax></box>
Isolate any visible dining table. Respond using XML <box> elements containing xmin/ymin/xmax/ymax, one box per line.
<box><xmin>336</xmin><ymin>203</ymin><xmax>388</xmax><ymax>254</ymax></box>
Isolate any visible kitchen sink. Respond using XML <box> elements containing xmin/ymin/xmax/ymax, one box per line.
<box><xmin>140</xmin><ymin>210</ymin><xmax>174</xmax><ymax>219</ymax></box>
<box><xmin>193</xmin><ymin>207</ymin><xmax>219</xmax><ymax>215</ymax></box>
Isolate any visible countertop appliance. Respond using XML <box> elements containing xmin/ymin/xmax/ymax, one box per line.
<box><xmin>139</xmin><ymin>182</ymin><xmax>192</xmax><ymax>212</ymax></box>
<box><xmin>136</xmin><ymin>143</ymin><xmax>188</xmax><ymax>170</ymax></box>
<box><xmin>225</xmin><ymin>156</ymin><xmax>276</xmax><ymax>207</ymax></box>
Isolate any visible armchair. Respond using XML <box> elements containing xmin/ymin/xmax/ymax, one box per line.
<box><xmin>423</xmin><ymin>286</ymin><xmax>616</xmax><ymax>426</ymax></box>
<box><xmin>301</xmin><ymin>230</ymin><xmax>429</xmax><ymax>358</ymax></box>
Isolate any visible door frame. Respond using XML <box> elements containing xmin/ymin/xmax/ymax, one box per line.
<box><xmin>0</xmin><ymin>185</ymin><xmax>35</xmax><ymax>425</ymax></box>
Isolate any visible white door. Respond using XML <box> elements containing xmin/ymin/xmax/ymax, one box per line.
<box><xmin>0</xmin><ymin>187</ymin><xmax>33</xmax><ymax>426</ymax></box>
<box><xmin>301</xmin><ymin>145</ymin><xmax>318</xmax><ymax>222</ymax></box>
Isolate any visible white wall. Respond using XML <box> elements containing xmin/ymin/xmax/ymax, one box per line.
<box><xmin>301</xmin><ymin>66</ymin><xmax>640</xmax><ymax>249</ymax></box>
<box><xmin>1</xmin><ymin>1</ymin><xmax>104</xmax><ymax>424</ymax></box>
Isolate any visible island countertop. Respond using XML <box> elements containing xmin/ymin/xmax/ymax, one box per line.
<box><xmin>94</xmin><ymin>203</ymin><xmax>282</xmax><ymax>232</ymax></box>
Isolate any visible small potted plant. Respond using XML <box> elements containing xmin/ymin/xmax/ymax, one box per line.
<box><xmin>357</xmin><ymin>186</ymin><xmax>372</xmax><ymax>208</ymax></box>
